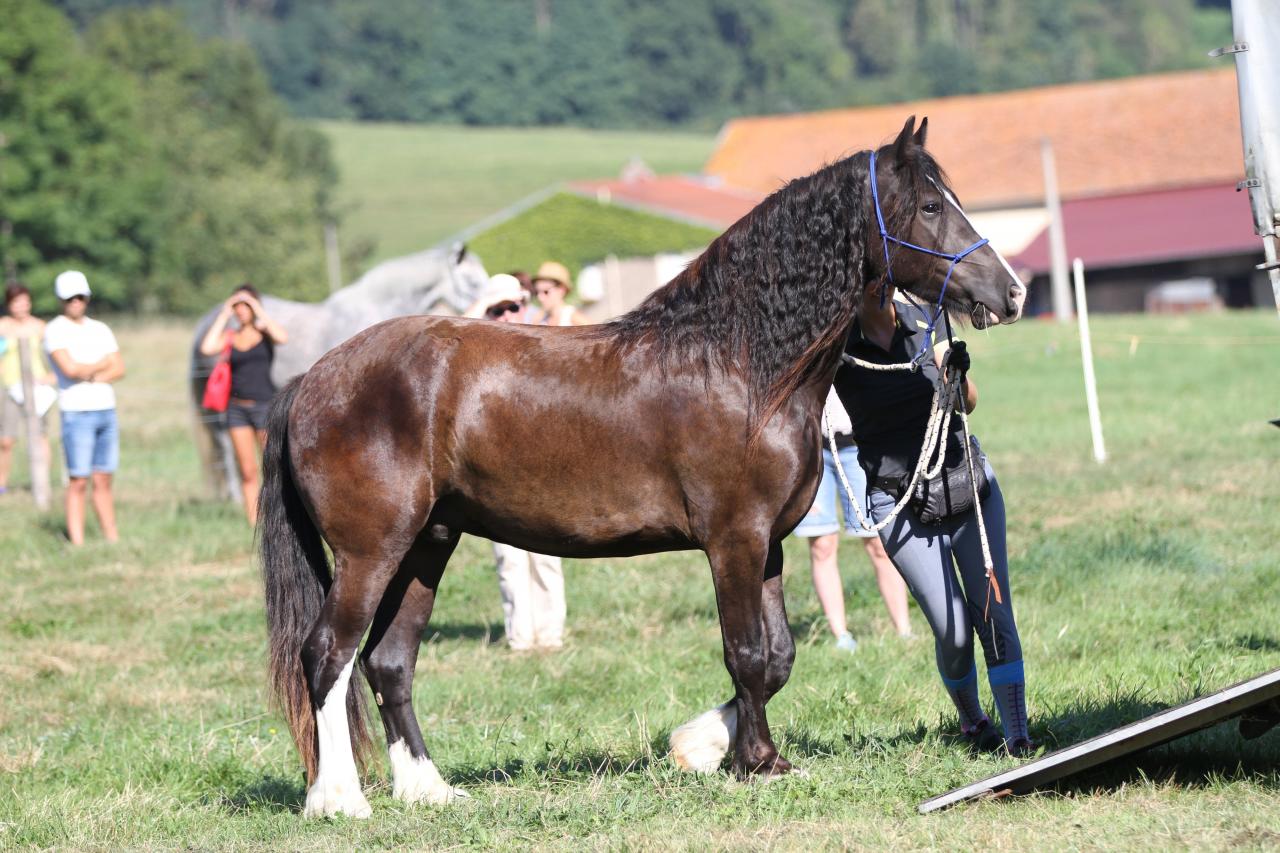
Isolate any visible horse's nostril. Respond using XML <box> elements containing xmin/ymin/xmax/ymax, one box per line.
<box><xmin>1007</xmin><ymin>281</ymin><xmax>1026</xmax><ymax>318</ymax></box>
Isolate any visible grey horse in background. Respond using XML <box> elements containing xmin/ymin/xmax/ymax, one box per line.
<box><xmin>190</xmin><ymin>243</ymin><xmax>490</xmax><ymax>502</ymax></box>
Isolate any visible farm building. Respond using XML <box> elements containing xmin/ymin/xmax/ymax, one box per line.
<box><xmin>703</xmin><ymin>67</ymin><xmax>1269</xmax><ymax>314</ymax></box>
<box><xmin>462</xmin><ymin>68</ymin><xmax>1268</xmax><ymax>317</ymax></box>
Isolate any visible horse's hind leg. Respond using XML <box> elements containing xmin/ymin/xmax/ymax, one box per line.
<box><xmin>302</xmin><ymin>549</ymin><xmax>403</xmax><ymax>819</ymax></box>
<box><xmin>361</xmin><ymin>529</ymin><xmax>466</xmax><ymax>805</ymax></box>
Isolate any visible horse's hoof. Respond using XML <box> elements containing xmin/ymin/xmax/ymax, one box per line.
<box><xmin>397</xmin><ymin>784</ymin><xmax>469</xmax><ymax>806</ymax></box>
<box><xmin>303</xmin><ymin>778</ymin><xmax>372</xmax><ymax>819</ymax></box>
<box><xmin>736</xmin><ymin>753</ymin><xmax>794</xmax><ymax>782</ymax></box>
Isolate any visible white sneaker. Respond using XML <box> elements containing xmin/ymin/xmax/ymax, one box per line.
<box><xmin>834</xmin><ymin>631</ymin><xmax>858</xmax><ymax>652</ymax></box>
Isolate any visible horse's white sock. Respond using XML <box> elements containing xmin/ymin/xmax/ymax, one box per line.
<box><xmin>388</xmin><ymin>740</ymin><xmax>468</xmax><ymax>805</ymax></box>
<box><xmin>304</xmin><ymin>657</ymin><xmax>372</xmax><ymax>819</ymax></box>
<box><xmin>670</xmin><ymin>701</ymin><xmax>737</xmax><ymax>773</ymax></box>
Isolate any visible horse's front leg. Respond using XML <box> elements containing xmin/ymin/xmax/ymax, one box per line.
<box><xmin>670</xmin><ymin>539</ymin><xmax>795</xmax><ymax>775</ymax></box>
<box><xmin>706</xmin><ymin>535</ymin><xmax>792</xmax><ymax>778</ymax></box>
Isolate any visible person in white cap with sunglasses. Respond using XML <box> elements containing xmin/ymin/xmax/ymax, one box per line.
<box><xmin>43</xmin><ymin>270</ymin><xmax>125</xmax><ymax>545</ymax></box>
<box><xmin>468</xmin><ymin>272</ymin><xmax>567</xmax><ymax>651</ymax></box>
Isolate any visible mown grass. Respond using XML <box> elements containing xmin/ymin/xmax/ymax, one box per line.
<box><xmin>318</xmin><ymin>122</ymin><xmax>717</xmax><ymax>266</ymax></box>
<box><xmin>1</xmin><ymin>311</ymin><xmax>1279</xmax><ymax>850</ymax></box>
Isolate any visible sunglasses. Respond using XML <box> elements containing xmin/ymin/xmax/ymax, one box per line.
<box><xmin>64</xmin><ymin>294</ymin><xmax>89</xmax><ymax>303</ymax></box>
<box><xmin>485</xmin><ymin>301</ymin><xmax>521</xmax><ymax>319</ymax></box>
<box><xmin>534</xmin><ymin>286</ymin><xmax>561</xmax><ymax>297</ymax></box>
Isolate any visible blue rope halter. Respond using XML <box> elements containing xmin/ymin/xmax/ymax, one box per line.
<box><xmin>868</xmin><ymin>149</ymin><xmax>989</xmax><ymax>362</ymax></box>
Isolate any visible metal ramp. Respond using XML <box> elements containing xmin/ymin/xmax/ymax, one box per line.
<box><xmin>919</xmin><ymin>667</ymin><xmax>1280</xmax><ymax>813</ymax></box>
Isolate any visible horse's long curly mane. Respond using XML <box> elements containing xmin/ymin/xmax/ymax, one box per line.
<box><xmin>602</xmin><ymin>146</ymin><xmax>946</xmax><ymax>434</ymax></box>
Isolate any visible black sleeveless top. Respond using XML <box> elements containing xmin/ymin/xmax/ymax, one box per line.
<box><xmin>833</xmin><ymin>302</ymin><xmax>966</xmax><ymax>486</ymax></box>
<box><xmin>229</xmin><ymin>336</ymin><xmax>275</xmax><ymax>402</ymax></box>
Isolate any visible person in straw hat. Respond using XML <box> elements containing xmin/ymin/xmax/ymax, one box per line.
<box><xmin>531</xmin><ymin>261</ymin><xmax>589</xmax><ymax>326</ymax></box>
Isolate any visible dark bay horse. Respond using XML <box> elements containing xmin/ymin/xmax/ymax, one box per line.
<box><xmin>259</xmin><ymin>116</ymin><xmax>1026</xmax><ymax>818</ymax></box>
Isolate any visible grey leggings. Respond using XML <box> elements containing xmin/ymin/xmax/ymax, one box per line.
<box><xmin>866</xmin><ymin>462</ymin><xmax>1022</xmax><ymax>681</ymax></box>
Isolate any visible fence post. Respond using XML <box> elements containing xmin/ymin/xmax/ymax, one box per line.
<box><xmin>1042</xmin><ymin>137</ymin><xmax>1072</xmax><ymax>325</ymax></box>
<box><xmin>1072</xmin><ymin>258</ymin><xmax>1107</xmax><ymax>464</ymax></box>
<box><xmin>16</xmin><ymin>337</ymin><xmax>51</xmax><ymax>509</ymax></box>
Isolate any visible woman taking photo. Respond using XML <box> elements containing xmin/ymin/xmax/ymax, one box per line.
<box><xmin>834</xmin><ymin>282</ymin><xmax>1032</xmax><ymax>756</ymax></box>
<box><xmin>199</xmin><ymin>285</ymin><xmax>287</xmax><ymax>524</ymax></box>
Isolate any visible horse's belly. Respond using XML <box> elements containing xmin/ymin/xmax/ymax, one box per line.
<box><xmin>443</xmin><ymin>472</ymin><xmax>696</xmax><ymax>559</ymax></box>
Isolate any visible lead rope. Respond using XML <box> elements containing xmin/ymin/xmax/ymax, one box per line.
<box><xmin>827</xmin><ymin>341</ymin><xmax>1001</xmax><ymax>620</ymax></box>
<box><xmin>939</xmin><ymin>312</ymin><xmax>1002</xmax><ymax>620</ymax></box>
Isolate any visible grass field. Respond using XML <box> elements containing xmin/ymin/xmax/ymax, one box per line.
<box><xmin>318</xmin><ymin>122</ymin><xmax>717</xmax><ymax>267</ymax></box>
<box><xmin>2</xmin><ymin>310</ymin><xmax>1279</xmax><ymax>849</ymax></box>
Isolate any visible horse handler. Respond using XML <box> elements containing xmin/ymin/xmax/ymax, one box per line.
<box><xmin>473</xmin><ymin>274</ymin><xmax>567</xmax><ymax>651</ymax></box>
<box><xmin>794</xmin><ymin>388</ymin><xmax>911</xmax><ymax>651</ymax></box>
<box><xmin>835</xmin><ymin>282</ymin><xmax>1033</xmax><ymax>756</ymax></box>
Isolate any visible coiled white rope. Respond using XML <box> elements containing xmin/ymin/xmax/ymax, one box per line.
<box><xmin>826</xmin><ymin>347</ymin><xmax>1002</xmax><ymax>615</ymax></box>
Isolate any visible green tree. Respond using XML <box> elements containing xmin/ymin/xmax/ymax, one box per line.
<box><xmin>85</xmin><ymin>6</ymin><xmax>335</xmax><ymax>310</ymax></box>
<box><xmin>624</xmin><ymin>0</ymin><xmax>739</xmax><ymax>124</ymax></box>
<box><xmin>726</xmin><ymin>0</ymin><xmax>854</xmax><ymax>115</ymax></box>
<box><xmin>46</xmin><ymin>0</ymin><xmax>1237</xmax><ymax>129</ymax></box>
<box><xmin>0</xmin><ymin>0</ymin><xmax>159</xmax><ymax>312</ymax></box>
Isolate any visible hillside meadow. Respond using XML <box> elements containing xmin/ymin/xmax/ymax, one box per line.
<box><xmin>1</xmin><ymin>310</ymin><xmax>1279</xmax><ymax>849</ymax></box>
<box><xmin>318</xmin><ymin>122</ymin><xmax>717</xmax><ymax>266</ymax></box>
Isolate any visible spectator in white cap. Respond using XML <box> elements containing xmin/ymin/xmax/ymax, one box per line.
<box><xmin>472</xmin><ymin>272</ymin><xmax>567</xmax><ymax>651</ymax></box>
<box><xmin>464</xmin><ymin>272</ymin><xmax>528</xmax><ymax>322</ymax></box>
<box><xmin>44</xmin><ymin>270</ymin><xmax>125</xmax><ymax>545</ymax></box>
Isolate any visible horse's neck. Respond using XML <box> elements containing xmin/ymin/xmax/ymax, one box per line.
<box><xmin>798</xmin><ymin>353</ymin><xmax>843</xmax><ymax>414</ymax></box>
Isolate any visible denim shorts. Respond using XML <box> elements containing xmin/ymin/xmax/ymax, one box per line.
<box><xmin>793</xmin><ymin>444</ymin><xmax>876</xmax><ymax>538</ymax></box>
<box><xmin>227</xmin><ymin>398</ymin><xmax>271</xmax><ymax>431</ymax></box>
<box><xmin>61</xmin><ymin>408</ymin><xmax>119</xmax><ymax>477</ymax></box>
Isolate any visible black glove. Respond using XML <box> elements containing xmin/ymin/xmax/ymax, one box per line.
<box><xmin>948</xmin><ymin>340</ymin><xmax>970</xmax><ymax>375</ymax></box>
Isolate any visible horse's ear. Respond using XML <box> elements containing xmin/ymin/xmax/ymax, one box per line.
<box><xmin>894</xmin><ymin>115</ymin><xmax>916</xmax><ymax>164</ymax></box>
<box><xmin>452</xmin><ymin>242</ymin><xmax>467</xmax><ymax>264</ymax></box>
<box><xmin>913</xmin><ymin>116</ymin><xmax>928</xmax><ymax>148</ymax></box>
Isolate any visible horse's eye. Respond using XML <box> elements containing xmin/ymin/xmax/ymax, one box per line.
<box><xmin>922</xmin><ymin>202</ymin><xmax>942</xmax><ymax>215</ymax></box>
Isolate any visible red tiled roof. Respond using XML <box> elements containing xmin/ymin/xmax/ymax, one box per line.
<box><xmin>568</xmin><ymin>175</ymin><xmax>763</xmax><ymax>229</ymax></box>
<box><xmin>1010</xmin><ymin>182</ymin><xmax>1261</xmax><ymax>274</ymax></box>
<box><xmin>705</xmin><ymin>69</ymin><xmax>1244</xmax><ymax>209</ymax></box>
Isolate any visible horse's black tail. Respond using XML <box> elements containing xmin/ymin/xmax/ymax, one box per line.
<box><xmin>258</xmin><ymin>376</ymin><xmax>374</xmax><ymax>784</ymax></box>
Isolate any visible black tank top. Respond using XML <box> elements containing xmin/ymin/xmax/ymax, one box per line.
<box><xmin>229</xmin><ymin>337</ymin><xmax>275</xmax><ymax>401</ymax></box>
<box><xmin>833</xmin><ymin>302</ymin><xmax>966</xmax><ymax>485</ymax></box>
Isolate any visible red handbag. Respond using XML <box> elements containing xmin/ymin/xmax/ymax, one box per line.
<box><xmin>202</xmin><ymin>335</ymin><xmax>233</xmax><ymax>412</ymax></box>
